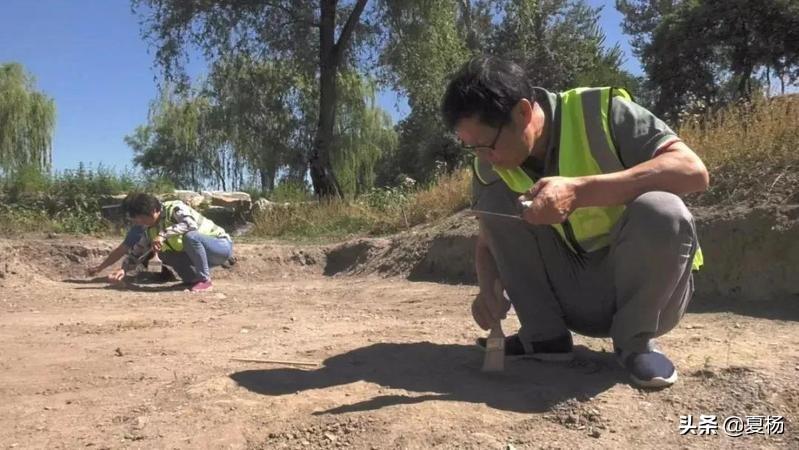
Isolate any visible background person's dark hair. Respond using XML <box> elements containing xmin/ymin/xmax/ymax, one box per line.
<box><xmin>123</xmin><ymin>193</ymin><xmax>161</xmax><ymax>218</ymax></box>
<box><xmin>441</xmin><ymin>55</ymin><xmax>535</xmax><ymax>131</ymax></box>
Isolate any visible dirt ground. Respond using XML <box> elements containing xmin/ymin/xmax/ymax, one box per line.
<box><xmin>1</xmin><ymin>237</ymin><xmax>798</xmax><ymax>449</ymax></box>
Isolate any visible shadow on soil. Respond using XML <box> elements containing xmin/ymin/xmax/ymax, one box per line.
<box><xmin>231</xmin><ymin>342</ymin><xmax>627</xmax><ymax>414</ymax></box>
<box><xmin>67</xmin><ymin>281</ymin><xmax>188</xmax><ymax>292</ymax></box>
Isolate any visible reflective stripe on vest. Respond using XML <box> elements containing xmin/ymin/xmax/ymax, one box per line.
<box><xmin>147</xmin><ymin>201</ymin><xmax>227</xmax><ymax>253</ymax></box>
<box><xmin>484</xmin><ymin>87</ymin><xmax>703</xmax><ymax>271</ymax></box>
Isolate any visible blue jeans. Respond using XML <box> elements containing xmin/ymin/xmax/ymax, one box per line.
<box><xmin>160</xmin><ymin>231</ymin><xmax>233</xmax><ymax>283</ymax></box>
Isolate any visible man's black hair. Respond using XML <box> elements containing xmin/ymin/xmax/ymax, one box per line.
<box><xmin>123</xmin><ymin>193</ymin><xmax>161</xmax><ymax>218</ymax></box>
<box><xmin>441</xmin><ymin>55</ymin><xmax>536</xmax><ymax>130</ymax></box>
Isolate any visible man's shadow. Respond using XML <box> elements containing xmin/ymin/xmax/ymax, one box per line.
<box><xmin>231</xmin><ymin>342</ymin><xmax>623</xmax><ymax>414</ymax></box>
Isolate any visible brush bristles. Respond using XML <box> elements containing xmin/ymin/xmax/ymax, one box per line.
<box><xmin>482</xmin><ymin>337</ymin><xmax>505</xmax><ymax>372</ymax></box>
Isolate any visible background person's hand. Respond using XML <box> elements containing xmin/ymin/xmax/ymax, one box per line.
<box><xmin>471</xmin><ymin>279</ymin><xmax>510</xmax><ymax>330</ymax></box>
<box><xmin>107</xmin><ymin>268</ymin><xmax>126</xmax><ymax>284</ymax></box>
<box><xmin>86</xmin><ymin>265</ymin><xmax>102</xmax><ymax>277</ymax></box>
<box><xmin>151</xmin><ymin>236</ymin><xmax>164</xmax><ymax>252</ymax></box>
<box><xmin>519</xmin><ymin>176</ymin><xmax>580</xmax><ymax>225</ymax></box>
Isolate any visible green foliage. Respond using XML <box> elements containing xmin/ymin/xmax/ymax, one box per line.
<box><xmin>252</xmin><ymin>201</ymin><xmax>374</xmax><ymax>241</ymax></box>
<box><xmin>0</xmin><ymin>63</ymin><xmax>56</xmax><ymax>173</ymax></box>
<box><xmin>618</xmin><ymin>0</ymin><xmax>799</xmax><ymax>119</ymax></box>
<box><xmin>132</xmin><ymin>0</ymin><xmax>373</xmax><ymax>197</ymax></box>
<box><xmin>375</xmin><ymin>0</ymin><xmax>477</xmax><ymax>185</ymax></box>
<box><xmin>333</xmin><ymin>72</ymin><xmax>398</xmax><ymax>197</ymax></box>
<box><xmin>207</xmin><ymin>56</ymin><xmax>313</xmax><ymax>192</ymax></box>
<box><xmin>268</xmin><ymin>179</ymin><xmax>313</xmax><ymax>203</ymax></box>
<box><xmin>126</xmin><ymin>87</ymin><xmax>229</xmax><ymax>191</ymax></box>
<box><xmin>0</xmin><ymin>164</ymin><xmax>171</xmax><ymax>235</ymax></box>
<box><xmin>376</xmin><ymin>0</ymin><xmax>638</xmax><ymax>186</ymax></box>
<box><xmin>488</xmin><ymin>0</ymin><xmax>635</xmax><ymax>91</ymax></box>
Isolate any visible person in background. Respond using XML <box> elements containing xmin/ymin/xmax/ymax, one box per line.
<box><xmin>111</xmin><ymin>193</ymin><xmax>233</xmax><ymax>292</ymax></box>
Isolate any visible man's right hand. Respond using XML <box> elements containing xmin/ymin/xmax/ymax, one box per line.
<box><xmin>107</xmin><ymin>269</ymin><xmax>126</xmax><ymax>284</ymax></box>
<box><xmin>471</xmin><ymin>279</ymin><xmax>510</xmax><ymax>330</ymax></box>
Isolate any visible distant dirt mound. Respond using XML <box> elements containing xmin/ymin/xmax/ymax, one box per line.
<box><xmin>322</xmin><ymin>205</ymin><xmax>799</xmax><ymax>302</ymax></box>
<box><xmin>692</xmin><ymin>205</ymin><xmax>799</xmax><ymax>301</ymax></box>
<box><xmin>213</xmin><ymin>243</ymin><xmax>327</xmax><ymax>281</ymax></box>
<box><xmin>322</xmin><ymin>212</ymin><xmax>478</xmax><ymax>283</ymax></box>
<box><xmin>0</xmin><ymin>239</ymin><xmax>113</xmax><ymax>286</ymax></box>
<box><xmin>2</xmin><ymin>204</ymin><xmax>797</xmax><ymax>303</ymax></box>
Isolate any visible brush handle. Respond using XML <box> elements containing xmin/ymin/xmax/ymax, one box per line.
<box><xmin>488</xmin><ymin>278</ymin><xmax>505</xmax><ymax>344</ymax></box>
<box><xmin>487</xmin><ymin>320</ymin><xmax>504</xmax><ymax>340</ymax></box>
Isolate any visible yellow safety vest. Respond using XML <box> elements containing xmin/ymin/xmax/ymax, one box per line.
<box><xmin>474</xmin><ymin>87</ymin><xmax>704</xmax><ymax>271</ymax></box>
<box><xmin>147</xmin><ymin>200</ymin><xmax>228</xmax><ymax>253</ymax></box>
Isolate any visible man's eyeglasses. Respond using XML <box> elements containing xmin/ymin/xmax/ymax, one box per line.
<box><xmin>461</xmin><ymin>123</ymin><xmax>503</xmax><ymax>157</ymax></box>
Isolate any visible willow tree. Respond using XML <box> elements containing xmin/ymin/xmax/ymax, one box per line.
<box><xmin>0</xmin><ymin>63</ymin><xmax>56</xmax><ymax>173</ymax></box>
<box><xmin>125</xmin><ymin>88</ymin><xmax>226</xmax><ymax>191</ymax></box>
<box><xmin>207</xmin><ymin>56</ymin><xmax>312</xmax><ymax>192</ymax></box>
<box><xmin>132</xmin><ymin>0</ymin><xmax>371</xmax><ymax>198</ymax></box>
<box><xmin>333</xmin><ymin>72</ymin><xmax>397</xmax><ymax>196</ymax></box>
<box><xmin>376</xmin><ymin>1</ymin><xmax>476</xmax><ymax>183</ymax></box>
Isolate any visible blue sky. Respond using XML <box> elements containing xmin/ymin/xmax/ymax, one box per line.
<box><xmin>0</xmin><ymin>0</ymin><xmax>640</xmax><ymax>172</ymax></box>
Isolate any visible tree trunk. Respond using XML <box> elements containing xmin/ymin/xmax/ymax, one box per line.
<box><xmin>259</xmin><ymin>164</ymin><xmax>276</xmax><ymax>193</ymax></box>
<box><xmin>309</xmin><ymin>0</ymin><xmax>344</xmax><ymax>198</ymax></box>
<box><xmin>308</xmin><ymin>0</ymin><xmax>369</xmax><ymax>199</ymax></box>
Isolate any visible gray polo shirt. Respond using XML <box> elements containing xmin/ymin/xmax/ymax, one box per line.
<box><xmin>474</xmin><ymin>87</ymin><xmax>679</xmax><ymax>183</ymax></box>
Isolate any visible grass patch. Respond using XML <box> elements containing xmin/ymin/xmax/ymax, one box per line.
<box><xmin>252</xmin><ymin>169</ymin><xmax>471</xmax><ymax>240</ymax></box>
<box><xmin>0</xmin><ymin>164</ymin><xmax>173</xmax><ymax>236</ymax></box>
<box><xmin>681</xmin><ymin>96</ymin><xmax>799</xmax><ymax>206</ymax></box>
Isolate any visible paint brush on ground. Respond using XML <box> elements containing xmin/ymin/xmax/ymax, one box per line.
<box><xmin>482</xmin><ymin>320</ymin><xmax>505</xmax><ymax>372</ymax></box>
<box><xmin>482</xmin><ymin>279</ymin><xmax>507</xmax><ymax>372</ymax></box>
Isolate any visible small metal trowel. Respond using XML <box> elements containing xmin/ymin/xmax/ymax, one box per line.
<box><xmin>467</xmin><ymin>210</ymin><xmax>524</xmax><ymax>221</ymax></box>
<box><xmin>468</xmin><ymin>200</ymin><xmax>532</xmax><ymax>222</ymax></box>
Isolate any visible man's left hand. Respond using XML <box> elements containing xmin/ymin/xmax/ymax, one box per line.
<box><xmin>519</xmin><ymin>176</ymin><xmax>581</xmax><ymax>225</ymax></box>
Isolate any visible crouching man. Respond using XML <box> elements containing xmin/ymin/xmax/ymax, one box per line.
<box><xmin>442</xmin><ymin>56</ymin><xmax>708</xmax><ymax>388</ymax></box>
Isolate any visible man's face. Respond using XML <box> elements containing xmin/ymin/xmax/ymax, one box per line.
<box><xmin>455</xmin><ymin>101</ymin><xmax>536</xmax><ymax>169</ymax></box>
<box><xmin>131</xmin><ymin>211</ymin><xmax>158</xmax><ymax>227</ymax></box>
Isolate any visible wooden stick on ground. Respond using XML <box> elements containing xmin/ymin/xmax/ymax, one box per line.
<box><xmin>230</xmin><ymin>357</ymin><xmax>320</xmax><ymax>367</ymax></box>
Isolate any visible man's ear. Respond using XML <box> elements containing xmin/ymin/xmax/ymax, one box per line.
<box><xmin>513</xmin><ymin>98</ymin><xmax>534</xmax><ymax>127</ymax></box>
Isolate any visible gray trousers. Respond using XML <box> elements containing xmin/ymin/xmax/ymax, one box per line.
<box><xmin>474</xmin><ymin>179</ymin><xmax>698</xmax><ymax>353</ymax></box>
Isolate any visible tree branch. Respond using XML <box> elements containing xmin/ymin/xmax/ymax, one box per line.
<box><xmin>264</xmin><ymin>1</ymin><xmax>320</xmax><ymax>28</ymax></box>
<box><xmin>333</xmin><ymin>0</ymin><xmax>369</xmax><ymax>62</ymax></box>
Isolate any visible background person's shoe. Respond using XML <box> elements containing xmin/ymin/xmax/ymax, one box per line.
<box><xmin>477</xmin><ymin>333</ymin><xmax>574</xmax><ymax>361</ymax></box>
<box><xmin>189</xmin><ymin>280</ymin><xmax>213</xmax><ymax>292</ymax></box>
